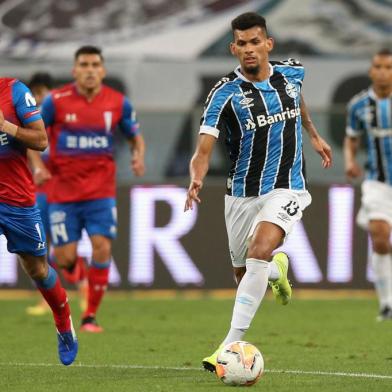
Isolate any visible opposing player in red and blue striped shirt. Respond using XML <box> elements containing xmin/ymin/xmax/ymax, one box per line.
<box><xmin>0</xmin><ymin>77</ymin><xmax>78</xmax><ymax>365</ymax></box>
<box><xmin>40</xmin><ymin>46</ymin><xmax>145</xmax><ymax>332</ymax></box>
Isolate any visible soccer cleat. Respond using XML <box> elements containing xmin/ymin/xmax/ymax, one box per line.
<box><xmin>202</xmin><ymin>344</ymin><xmax>224</xmax><ymax>373</ymax></box>
<box><xmin>57</xmin><ymin>319</ymin><xmax>78</xmax><ymax>366</ymax></box>
<box><xmin>80</xmin><ymin>315</ymin><xmax>104</xmax><ymax>333</ymax></box>
<box><xmin>377</xmin><ymin>306</ymin><xmax>392</xmax><ymax>322</ymax></box>
<box><xmin>26</xmin><ymin>301</ymin><xmax>50</xmax><ymax>316</ymax></box>
<box><xmin>269</xmin><ymin>252</ymin><xmax>292</xmax><ymax>305</ymax></box>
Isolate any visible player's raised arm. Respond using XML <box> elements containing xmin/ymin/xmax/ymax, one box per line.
<box><xmin>185</xmin><ymin>134</ymin><xmax>217</xmax><ymax>211</ymax></box>
<box><xmin>300</xmin><ymin>93</ymin><xmax>332</xmax><ymax>168</ymax></box>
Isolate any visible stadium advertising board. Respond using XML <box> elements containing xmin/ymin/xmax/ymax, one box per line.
<box><xmin>0</xmin><ymin>184</ymin><xmax>372</xmax><ymax>290</ymax></box>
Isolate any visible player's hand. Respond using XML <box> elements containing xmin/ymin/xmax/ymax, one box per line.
<box><xmin>345</xmin><ymin>160</ymin><xmax>362</xmax><ymax>180</ymax></box>
<box><xmin>131</xmin><ymin>156</ymin><xmax>145</xmax><ymax>177</ymax></box>
<box><xmin>184</xmin><ymin>179</ymin><xmax>203</xmax><ymax>211</ymax></box>
<box><xmin>310</xmin><ymin>134</ymin><xmax>332</xmax><ymax>168</ymax></box>
<box><xmin>33</xmin><ymin>166</ymin><xmax>52</xmax><ymax>186</ymax></box>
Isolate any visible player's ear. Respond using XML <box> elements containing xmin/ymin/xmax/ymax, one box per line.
<box><xmin>230</xmin><ymin>42</ymin><xmax>237</xmax><ymax>57</ymax></box>
<box><xmin>266</xmin><ymin>37</ymin><xmax>274</xmax><ymax>53</ymax></box>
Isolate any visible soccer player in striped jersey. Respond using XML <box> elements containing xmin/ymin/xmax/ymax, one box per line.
<box><xmin>184</xmin><ymin>12</ymin><xmax>332</xmax><ymax>372</ymax></box>
<box><xmin>0</xmin><ymin>77</ymin><xmax>77</xmax><ymax>365</ymax></box>
<box><xmin>344</xmin><ymin>49</ymin><xmax>392</xmax><ymax>321</ymax></box>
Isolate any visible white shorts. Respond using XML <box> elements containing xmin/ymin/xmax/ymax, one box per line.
<box><xmin>225</xmin><ymin>189</ymin><xmax>312</xmax><ymax>267</ymax></box>
<box><xmin>357</xmin><ymin>180</ymin><xmax>392</xmax><ymax>229</ymax></box>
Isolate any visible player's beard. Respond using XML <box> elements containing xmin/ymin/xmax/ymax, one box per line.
<box><xmin>243</xmin><ymin>64</ymin><xmax>260</xmax><ymax>75</ymax></box>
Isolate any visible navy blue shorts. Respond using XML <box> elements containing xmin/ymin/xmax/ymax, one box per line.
<box><xmin>0</xmin><ymin>202</ymin><xmax>47</xmax><ymax>256</ymax></box>
<box><xmin>48</xmin><ymin>198</ymin><xmax>117</xmax><ymax>246</ymax></box>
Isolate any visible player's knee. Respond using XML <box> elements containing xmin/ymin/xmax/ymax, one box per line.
<box><xmin>92</xmin><ymin>239</ymin><xmax>111</xmax><ymax>260</ymax></box>
<box><xmin>25</xmin><ymin>262</ymin><xmax>47</xmax><ymax>280</ymax></box>
<box><xmin>54</xmin><ymin>254</ymin><xmax>77</xmax><ymax>269</ymax></box>
<box><xmin>247</xmin><ymin>242</ymin><xmax>273</xmax><ymax>261</ymax></box>
<box><xmin>372</xmin><ymin>237</ymin><xmax>390</xmax><ymax>254</ymax></box>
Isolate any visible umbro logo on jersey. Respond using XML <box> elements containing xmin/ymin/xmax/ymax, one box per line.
<box><xmin>240</xmin><ymin>97</ymin><xmax>254</xmax><ymax>108</ymax></box>
<box><xmin>65</xmin><ymin>113</ymin><xmax>77</xmax><ymax>122</ymax></box>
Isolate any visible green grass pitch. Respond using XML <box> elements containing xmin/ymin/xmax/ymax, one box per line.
<box><xmin>0</xmin><ymin>294</ymin><xmax>391</xmax><ymax>391</ymax></box>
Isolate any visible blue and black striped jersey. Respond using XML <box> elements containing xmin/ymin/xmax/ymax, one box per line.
<box><xmin>346</xmin><ymin>88</ymin><xmax>392</xmax><ymax>185</ymax></box>
<box><xmin>200</xmin><ymin>59</ymin><xmax>306</xmax><ymax>197</ymax></box>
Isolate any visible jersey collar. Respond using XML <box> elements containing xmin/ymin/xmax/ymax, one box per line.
<box><xmin>368</xmin><ymin>86</ymin><xmax>392</xmax><ymax>100</ymax></box>
<box><xmin>234</xmin><ymin>63</ymin><xmax>273</xmax><ymax>83</ymax></box>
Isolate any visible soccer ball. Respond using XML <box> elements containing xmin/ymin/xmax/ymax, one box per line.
<box><xmin>216</xmin><ymin>341</ymin><xmax>264</xmax><ymax>386</ymax></box>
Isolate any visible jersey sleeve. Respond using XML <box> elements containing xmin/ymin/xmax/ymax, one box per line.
<box><xmin>40</xmin><ymin>94</ymin><xmax>56</xmax><ymax>127</ymax></box>
<box><xmin>274</xmin><ymin>58</ymin><xmax>305</xmax><ymax>86</ymax></box>
<box><xmin>200</xmin><ymin>78</ymin><xmax>232</xmax><ymax>138</ymax></box>
<box><xmin>346</xmin><ymin>99</ymin><xmax>364</xmax><ymax>137</ymax></box>
<box><xmin>118</xmin><ymin>96</ymin><xmax>140</xmax><ymax>138</ymax></box>
<box><xmin>11</xmin><ymin>80</ymin><xmax>42</xmax><ymax>125</ymax></box>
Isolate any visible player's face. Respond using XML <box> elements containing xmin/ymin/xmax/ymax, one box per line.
<box><xmin>31</xmin><ymin>85</ymin><xmax>50</xmax><ymax>106</ymax></box>
<box><xmin>230</xmin><ymin>27</ymin><xmax>273</xmax><ymax>76</ymax></box>
<box><xmin>73</xmin><ymin>54</ymin><xmax>106</xmax><ymax>91</ymax></box>
<box><xmin>369</xmin><ymin>55</ymin><xmax>392</xmax><ymax>89</ymax></box>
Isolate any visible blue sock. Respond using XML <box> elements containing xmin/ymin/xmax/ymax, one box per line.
<box><xmin>91</xmin><ymin>260</ymin><xmax>111</xmax><ymax>270</ymax></box>
<box><xmin>35</xmin><ymin>265</ymin><xmax>58</xmax><ymax>289</ymax></box>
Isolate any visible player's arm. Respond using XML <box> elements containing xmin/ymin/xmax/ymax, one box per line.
<box><xmin>343</xmin><ymin>136</ymin><xmax>362</xmax><ymax>179</ymax></box>
<box><xmin>120</xmin><ymin>96</ymin><xmax>145</xmax><ymax>176</ymax></box>
<box><xmin>25</xmin><ymin>91</ymin><xmax>55</xmax><ymax>183</ymax></box>
<box><xmin>127</xmin><ymin>134</ymin><xmax>145</xmax><ymax>177</ymax></box>
<box><xmin>0</xmin><ymin>112</ymin><xmax>47</xmax><ymax>151</ymax></box>
<box><xmin>344</xmin><ymin>97</ymin><xmax>364</xmax><ymax>180</ymax></box>
<box><xmin>300</xmin><ymin>93</ymin><xmax>332</xmax><ymax>168</ymax></box>
<box><xmin>26</xmin><ymin>149</ymin><xmax>52</xmax><ymax>185</ymax></box>
<box><xmin>185</xmin><ymin>134</ymin><xmax>217</xmax><ymax>211</ymax></box>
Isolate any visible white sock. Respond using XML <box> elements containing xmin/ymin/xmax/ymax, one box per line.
<box><xmin>268</xmin><ymin>260</ymin><xmax>280</xmax><ymax>281</ymax></box>
<box><xmin>371</xmin><ymin>252</ymin><xmax>392</xmax><ymax>309</ymax></box>
<box><xmin>223</xmin><ymin>258</ymin><xmax>269</xmax><ymax>346</ymax></box>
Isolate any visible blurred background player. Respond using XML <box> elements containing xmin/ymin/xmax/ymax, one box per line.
<box><xmin>344</xmin><ymin>48</ymin><xmax>392</xmax><ymax>321</ymax></box>
<box><xmin>185</xmin><ymin>12</ymin><xmax>332</xmax><ymax>372</ymax></box>
<box><xmin>0</xmin><ymin>76</ymin><xmax>77</xmax><ymax>365</ymax></box>
<box><xmin>38</xmin><ymin>45</ymin><xmax>145</xmax><ymax>332</ymax></box>
<box><xmin>26</xmin><ymin>72</ymin><xmax>88</xmax><ymax>316</ymax></box>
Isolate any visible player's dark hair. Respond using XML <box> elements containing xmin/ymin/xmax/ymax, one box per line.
<box><xmin>376</xmin><ymin>48</ymin><xmax>392</xmax><ymax>56</ymax></box>
<box><xmin>231</xmin><ymin>12</ymin><xmax>268</xmax><ymax>35</ymax></box>
<box><xmin>28</xmin><ymin>72</ymin><xmax>53</xmax><ymax>90</ymax></box>
<box><xmin>74</xmin><ymin>45</ymin><xmax>104</xmax><ymax>62</ymax></box>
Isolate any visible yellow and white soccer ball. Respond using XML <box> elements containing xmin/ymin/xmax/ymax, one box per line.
<box><xmin>216</xmin><ymin>341</ymin><xmax>264</xmax><ymax>386</ymax></box>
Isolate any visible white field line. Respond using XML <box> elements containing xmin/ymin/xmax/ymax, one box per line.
<box><xmin>0</xmin><ymin>362</ymin><xmax>391</xmax><ymax>380</ymax></box>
